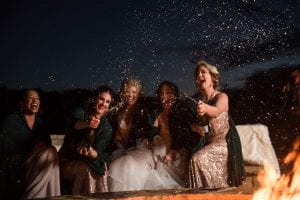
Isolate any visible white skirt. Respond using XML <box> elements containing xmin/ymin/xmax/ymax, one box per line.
<box><xmin>108</xmin><ymin>137</ymin><xmax>187</xmax><ymax>192</ymax></box>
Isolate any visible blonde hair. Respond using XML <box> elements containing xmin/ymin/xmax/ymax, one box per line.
<box><xmin>120</xmin><ymin>78</ymin><xmax>142</xmax><ymax>100</ymax></box>
<box><xmin>194</xmin><ymin>60</ymin><xmax>220</xmax><ymax>89</ymax></box>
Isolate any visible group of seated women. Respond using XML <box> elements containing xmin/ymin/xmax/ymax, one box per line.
<box><xmin>0</xmin><ymin>60</ymin><xmax>245</xmax><ymax>199</ymax></box>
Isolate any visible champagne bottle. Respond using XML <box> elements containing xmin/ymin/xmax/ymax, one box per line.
<box><xmin>85</xmin><ymin>115</ymin><xmax>99</xmax><ymax>146</ymax></box>
<box><xmin>77</xmin><ymin>127</ymin><xmax>96</xmax><ymax>149</ymax></box>
<box><xmin>203</xmin><ymin>125</ymin><xmax>209</xmax><ymax>135</ymax></box>
<box><xmin>197</xmin><ymin>115</ymin><xmax>210</xmax><ymax>135</ymax></box>
<box><xmin>87</xmin><ymin>128</ymin><xmax>96</xmax><ymax>145</ymax></box>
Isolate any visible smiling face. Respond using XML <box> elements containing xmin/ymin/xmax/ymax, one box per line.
<box><xmin>124</xmin><ymin>85</ymin><xmax>140</xmax><ymax>106</ymax></box>
<box><xmin>158</xmin><ymin>84</ymin><xmax>176</xmax><ymax>109</ymax></box>
<box><xmin>195</xmin><ymin>66</ymin><xmax>213</xmax><ymax>90</ymax></box>
<box><xmin>94</xmin><ymin>92</ymin><xmax>112</xmax><ymax>116</ymax></box>
<box><xmin>22</xmin><ymin>90</ymin><xmax>40</xmax><ymax>115</ymax></box>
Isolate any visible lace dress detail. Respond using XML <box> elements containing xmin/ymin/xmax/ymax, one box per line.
<box><xmin>189</xmin><ymin>111</ymin><xmax>230</xmax><ymax>189</ymax></box>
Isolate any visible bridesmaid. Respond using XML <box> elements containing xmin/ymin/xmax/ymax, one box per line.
<box><xmin>0</xmin><ymin>89</ymin><xmax>60</xmax><ymax>200</ymax></box>
<box><xmin>59</xmin><ymin>86</ymin><xmax>114</xmax><ymax>194</ymax></box>
<box><xmin>188</xmin><ymin>61</ymin><xmax>244</xmax><ymax>188</ymax></box>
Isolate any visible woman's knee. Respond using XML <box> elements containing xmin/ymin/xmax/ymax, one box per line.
<box><xmin>39</xmin><ymin>146</ymin><xmax>59</xmax><ymax>164</ymax></box>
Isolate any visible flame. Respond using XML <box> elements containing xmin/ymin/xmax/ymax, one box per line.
<box><xmin>252</xmin><ymin>138</ymin><xmax>300</xmax><ymax>200</ymax></box>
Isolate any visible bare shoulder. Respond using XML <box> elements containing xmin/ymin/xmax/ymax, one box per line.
<box><xmin>215</xmin><ymin>91</ymin><xmax>228</xmax><ymax>101</ymax></box>
<box><xmin>215</xmin><ymin>91</ymin><xmax>229</xmax><ymax>112</ymax></box>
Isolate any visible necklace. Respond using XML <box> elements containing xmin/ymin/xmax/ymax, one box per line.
<box><xmin>204</xmin><ymin>90</ymin><xmax>216</xmax><ymax>103</ymax></box>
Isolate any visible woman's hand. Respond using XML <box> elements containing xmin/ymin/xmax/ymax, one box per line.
<box><xmin>77</xmin><ymin>146</ymin><xmax>98</xmax><ymax>158</ymax></box>
<box><xmin>197</xmin><ymin>100</ymin><xmax>207</xmax><ymax>116</ymax></box>
<box><xmin>77</xmin><ymin>146</ymin><xmax>90</xmax><ymax>156</ymax></box>
<box><xmin>88</xmin><ymin>116</ymin><xmax>100</xmax><ymax>129</ymax></box>
<box><xmin>191</xmin><ymin>124</ymin><xmax>206</xmax><ymax>136</ymax></box>
<box><xmin>196</xmin><ymin>93</ymin><xmax>229</xmax><ymax>118</ymax></box>
<box><xmin>164</xmin><ymin>149</ymin><xmax>177</xmax><ymax>163</ymax></box>
<box><xmin>74</xmin><ymin>116</ymin><xmax>100</xmax><ymax>130</ymax></box>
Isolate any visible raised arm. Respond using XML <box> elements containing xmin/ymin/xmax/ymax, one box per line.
<box><xmin>197</xmin><ymin>92</ymin><xmax>229</xmax><ymax>118</ymax></box>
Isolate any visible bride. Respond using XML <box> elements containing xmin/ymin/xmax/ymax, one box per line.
<box><xmin>108</xmin><ymin>78</ymin><xmax>154</xmax><ymax>191</ymax></box>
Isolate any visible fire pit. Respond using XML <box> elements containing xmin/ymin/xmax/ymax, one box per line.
<box><xmin>53</xmin><ymin>187</ymin><xmax>253</xmax><ymax>200</ymax></box>
<box><xmin>252</xmin><ymin>138</ymin><xmax>300</xmax><ymax>200</ymax></box>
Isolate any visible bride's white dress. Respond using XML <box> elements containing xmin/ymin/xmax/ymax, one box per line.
<box><xmin>109</xmin><ymin>116</ymin><xmax>187</xmax><ymax>192</ymax></box>
<box><xmin>144</xmin><ymin>135</ymin><xmax>187</xmax><ymax>190</ymax></box>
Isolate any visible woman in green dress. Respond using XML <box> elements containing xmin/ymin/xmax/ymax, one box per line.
<box><xmin>0</xmin><ymin>89</ymin><xmax>60</xmax><ymax>200</ymax></box>
<box><xmin>59</xmin><ymin>86</ymin><xmax>114</xmax><ymax>194</ymax></box>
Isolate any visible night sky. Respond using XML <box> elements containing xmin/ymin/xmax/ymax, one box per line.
<box><xmin>0</xmin><ymin>0</ymin><xmax>299</xmax><ymax>95</ymax></box>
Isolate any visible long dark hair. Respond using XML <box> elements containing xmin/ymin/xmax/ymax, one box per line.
<box><xmin>155</xmin><ymin>81</ymin><xmax>179</xmax><ymax>112</ymax></box>
<box><xmin>156</xmin><ymin>81</ymin><xmax>179</xmax><ymax>99</ymax></box>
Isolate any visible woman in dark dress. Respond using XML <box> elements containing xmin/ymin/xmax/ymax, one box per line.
<box><xmin>0</xmin><ymin>89</ymin><xmax>60</xmax><ymax>200</ymax></box>
<box><xmin>59</xmin><ymin>86</ymin><xmax>114</xmax><ymax>194</ymax></box>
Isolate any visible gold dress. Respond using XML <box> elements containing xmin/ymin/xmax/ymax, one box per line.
<box><xmin>189</xmin><ymin>111</ymin><xmax>230</xmax><ymax>189</ymax></box>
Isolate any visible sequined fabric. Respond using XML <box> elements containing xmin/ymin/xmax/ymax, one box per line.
<box><xmin>189</xmin><ymin>112</ymin><xmax>230</xmax><ymax>189</ymax></box>
<box><xmin>60</xmin><ymin>160</ymin><xmax>108</xmax><ymax>194</ymax></box>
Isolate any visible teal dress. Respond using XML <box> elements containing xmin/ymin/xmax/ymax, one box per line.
<box><xmin>60</xmin><ymin>107</ymin><xmax>113</xmax><ymax>175</ymax></box>
<box><xmin>59</xmin><ymin>107</ymin><xmax>113</xmax><ymax>194</ymax></box>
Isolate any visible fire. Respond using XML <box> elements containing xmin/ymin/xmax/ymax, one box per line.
<box><xmin>252</xmin><ymin>138</ymin><xmax>300</xmax><ymax>200</ymax></box>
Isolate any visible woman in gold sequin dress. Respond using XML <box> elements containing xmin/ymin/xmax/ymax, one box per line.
<box><xmin>188</xmin><ymin>61</ymin><xmax>232</xmax><ymax>189</ymax></box>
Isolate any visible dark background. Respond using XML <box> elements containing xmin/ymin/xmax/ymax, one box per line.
<box><xmin>0</xmin><ymin>0</ymin><xmax>299</xmax><ymax>161</ymax></box>
<box><xmin>0</xmin><ymin>0</ymin><xmax>299</xmax><ymax>94</ymax></box>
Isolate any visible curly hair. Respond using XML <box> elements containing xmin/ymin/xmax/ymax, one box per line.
<box><xmin>120</xmin><ymin>77</ymin><xmax>142</xmax><ymax>101</ymax></box>
<box><xmin>156</xmin><ymin>81</ymin><xmax>179</xmax><ymax>98</ymax></box>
